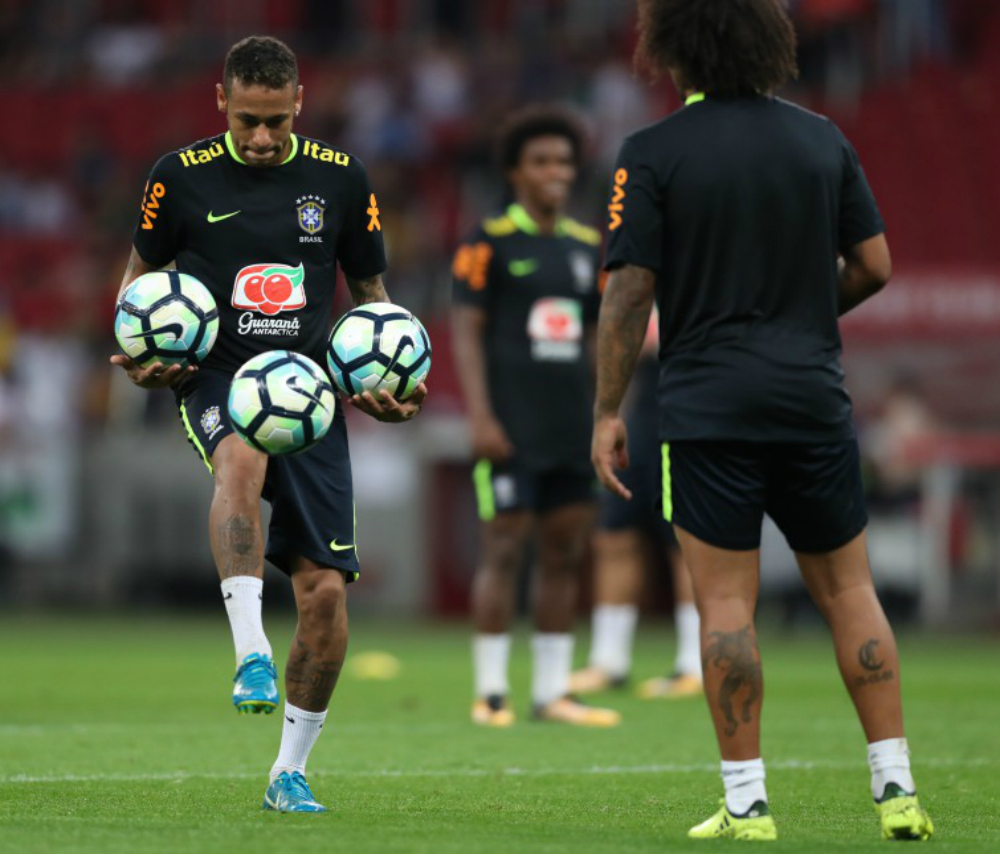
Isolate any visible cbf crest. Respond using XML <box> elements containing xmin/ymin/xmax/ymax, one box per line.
<box><xmin>296</xmin><ymin>194</ymin><xmax>326</xmax><ymax>239</ymax></box>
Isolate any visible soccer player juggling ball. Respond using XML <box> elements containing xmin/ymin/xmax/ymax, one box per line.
<box><xmin>110</xmin><ymin>36</ymin><xmax>426</xmax><ymax>813</ymax></box>
<box><xmin>592</xmin><ymin>0</ymin><xmax>932</xmax><ymax>842</ymax></box>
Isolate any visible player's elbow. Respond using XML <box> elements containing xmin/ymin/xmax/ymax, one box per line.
<box><xmin>848</xmin><ymin>233</ymin><xmax>892</xmax><ymax>295</ymax></box>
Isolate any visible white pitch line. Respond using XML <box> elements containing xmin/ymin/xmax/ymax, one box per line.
<box><xmin>0</xmin><ymin>757</ymin><xmax>988</xmax><ymax>786</ymax></box>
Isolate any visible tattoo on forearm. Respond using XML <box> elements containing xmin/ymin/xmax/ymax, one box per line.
<box><xmin>346</xmin><ymin>274</ymin><xmax>389</xmax><ymax>306</ymax></box>
<box><xmin>855</xmin><ymin>637</ymin><xmax>895</xmax><ymax>687</ymax></box>
<box><xmin>703</xmin><ymin>625</ymin><xmax>763</xmax><ymax>737</ymax></box>
<box><xmin>286</xmin><ymin>634</ymin><xmax>343</xmax><ymax>710</ymax></box>
<box><xmin>216</xmin><ymin>514</ymin><xmax>260</xmax><ymax>579</ymax></box>
<box><xmin>595</xmin><ymin>265</ymin><xmax>655</xmax><ymax>417</ymax></box>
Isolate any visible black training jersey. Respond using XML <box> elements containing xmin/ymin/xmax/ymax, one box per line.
<box><xmin>132</xmin><ymin>131</ymin><xmax>387</xmax><ymax>375</ymax></box>
<box><xmin>452</xmin><ymin>204</ymin><xmax>602</xmax><ymax>471</ymax></box>
<box><xmin>605</xmin><ymin>94</ymin><xmax>885</xmax><ymax>443</ymax></box>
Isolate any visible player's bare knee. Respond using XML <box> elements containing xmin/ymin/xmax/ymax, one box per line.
<box><xmin>296</xmin><ymin>570</ymin><xmax>346</xmax><ymax>624</ymax></box>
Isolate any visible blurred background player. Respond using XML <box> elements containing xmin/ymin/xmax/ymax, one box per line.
<box><xmin>110</xmin><ymin>36</ymin><xmax>424</xmax><ymax>813</ymax></box>
<box><xmin>451</xmin><ymin>106</ymin><xmax>619</xmax><ymax>728</ymax></box>
<box><xmin>593</xmin><ymin>0</ymin><xmax>933</xmax><ymax>842</ymax></box>
<box><xmin>570</xmin><ymin>312</ymin><xmax>702</xmax><ymax>699</ymax></box>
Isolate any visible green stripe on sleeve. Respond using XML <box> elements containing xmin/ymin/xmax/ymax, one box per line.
<box><xmin>472</xmin><ymin>459</ymin><xmax>496</xmax><ymax>522</ymax></box>
<box><xmin>661</xmin><ymin>443</ymin><xmax>673</xmax><ymax>522</ymax></box>
<box><xmin>179</xmin><ymin>402</ymin><xmax>214</xmax><ymax>475</ymax></box>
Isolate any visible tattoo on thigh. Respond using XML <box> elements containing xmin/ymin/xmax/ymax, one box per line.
<box><xmin>703</xmin><ymin>625</ymin><xmax>763</xmax><ymax>737</ymax></box>
<box><xmin>217</xmin><ymin>514</ymin><xmax>260</xmax><ymax>579</ymax></box>
<box><xmin>286</xmin><ymin>635</ymin><xmax>343</xmax><ymax>710</ymax></box>
<box><xmin>855</xmin><ymin>637</ymin><xmax>895</xmax><ymax>687</ymax></box>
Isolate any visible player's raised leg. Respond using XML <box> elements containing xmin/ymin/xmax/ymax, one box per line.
<box><xmin>209</xmin><ymin>434</ymin><xmax>278</xmax><ymax>714</ymax></box>
<box><xmin>533</xmin><ymin>502</ymin><xmax>620</xmax><ymax>727</ymax></box>
<box><xmin>796</xmin><ymin>533</ymin><xmax>933</xmax><ymax>840</ymax></box>
<box><xmin>677</xmin><ymin>527</ymin><xmax>776</xmax><ymax>841</ymax></box>
<box><xmin>570</xmin><ymin>528</ymin><xmax>642</xmax><ymax>693</ymax></box>
<box><xmin>471</xmin><ymin>509</ymin><xmax>533</xmax><ymax>726</ymax></box>
<box><xmin>263</xmin><ymin>558</ymin><xmax>348</xmax><ymax>813</ymax></box>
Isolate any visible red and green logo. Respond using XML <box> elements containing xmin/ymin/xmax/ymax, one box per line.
<box><xmin>232</xmin><ymin>263</ymin><xmax>305</xmax><ymax>316</ymax></box>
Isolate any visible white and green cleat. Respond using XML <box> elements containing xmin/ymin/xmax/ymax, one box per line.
<box><xmin>875</xmin><ymin>783</ymin><xmax>934</xmax><ymax>841</ymax></box>
<box><xmin>688</xmin><ymin>799</ymin><xmax>777</xmax><ymax>841</ymax></box>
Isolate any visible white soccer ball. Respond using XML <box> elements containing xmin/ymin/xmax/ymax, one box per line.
<box><xmin>327</xmin><ymin>303</ymin><xmax>431</xmax><ymax>401</ymax></box>
<box><xmin>227</xmin><ymin>351</ymin><xmax>336</xmax><ymax>455</ymax></box>
<box><xmin>114</xmin><ymin>271</ymin><xmax>218</xmax><ymax>368</ymax></box>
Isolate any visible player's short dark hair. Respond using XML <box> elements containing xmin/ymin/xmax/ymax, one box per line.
<box><xmin>495</xmin><ymin>106</ymin><xmax>585</xmax><ymax>172</ymax></box>
<box><xmin>223</xmin><ymin>36</ymin><xmax>298</xmax><ymax>94</ymax></box>
<box><xmin>635</xmin><ymin>0</ymin><xmax>798</xmax><ymax>95</ymax></box>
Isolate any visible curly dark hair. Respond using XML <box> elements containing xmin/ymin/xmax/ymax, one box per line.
<box><xmin>495</xmin><ymin>105</ymin><xmax>585</xmax><ymax>171</ymax></box>
<box><xmin>635</xmin><ymin>0</ymin><xmax>798</xmax><ymax>95</ymax></box>
<box><xmin>223</xmin><ymin>36</ymin><xmax>298</xmax><ymax>94</ymax></box>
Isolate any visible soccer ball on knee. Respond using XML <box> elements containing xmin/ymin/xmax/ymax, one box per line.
<box><xmin>326</xmin><ymin>302</ymin><xmax>431</xmax><ymax>401</ymax></box>
<box><xmin>114</xmin><ymin>271</ymin><xmax>219</xmax><ymax>368</ymax></box>
<box><xmin>228</xmin><ymin>350</ymin><xmax>336</xmax><ymax>455</ymax></box>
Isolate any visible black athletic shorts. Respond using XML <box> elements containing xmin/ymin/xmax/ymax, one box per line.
<box><xmin>664</xmin><ymin>439</ymin><xmax>868</xmax><ymax>553</ymax></box>
<box><xmin>176</xmin><ymin>369</ymin><xmax>359</xmax><ymax>581</ymax></box>
<box><xmin>472</xmin><ymin>460</ymin><xmax>595</xmax><ymax>520</ymax></box>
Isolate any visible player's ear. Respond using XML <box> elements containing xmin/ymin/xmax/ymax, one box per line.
<box><xmin>294</xmin><ymin>85</ymin><xmax>303</xmax><ymax>117</ymax></box>
<box><xmin>216</xmin><ymin>83</ymin><xmax>227</xmax><ymax>114</ymax></box>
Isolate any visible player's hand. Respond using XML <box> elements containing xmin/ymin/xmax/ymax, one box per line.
<box><xmin>109</xmin><ymin>354</ymin><xmax>197</xmax><ymax>389</ymax></box>
<box><xmin>592</xmin><ymin>414</ymin><xmax>632</xmax><ymax>500</ymax></box>
<box><xmin>350</xmin><ymin>382</ymin><xmax>427</xmax><ymax>423</ymax></box>
<box><xmin>470</xmin><ymin>414</ymin><xmax>514</xmax><ymax>462</ymax></box>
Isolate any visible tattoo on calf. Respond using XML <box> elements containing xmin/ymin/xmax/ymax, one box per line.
<box><xmin>703</xmin><ymin>625</ymin><xmax>763</xmax><ymax>737</ymax></box>
<box><xmin>286</xmin><ymin>635</ymin><xmax>343</xmax><ymax>710</ymax></box>
<box><xmin>217</xmin><ymin>514</ymin><xmax>260</xmax><ymax>579</ymax></box>
<box><xmin>855</xmin><ymin>637</ymin><xmax>895</xmax><ymax>687</ymax></box>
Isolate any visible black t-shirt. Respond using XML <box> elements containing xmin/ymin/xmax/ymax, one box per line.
<box><xmin>132</xmin><ymin>132</ymin><xmax>387</xmax><ymax>376</ymax></box>
<box><xmin>452</xmin><ymin>204</ymin><xmax>602</xmax><ymax>471</ymax></box>
<box><xmin>604</xmin><ymin>94</ymin><xmax>885</xmax><ymax>443</ymax></box>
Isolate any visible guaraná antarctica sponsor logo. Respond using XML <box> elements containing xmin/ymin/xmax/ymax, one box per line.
<box><xmin>232</xmin><ymin>262</ymin><xmax>306</xmax><ymax>337</ymax></box>
<box><xmin>526</xmin><ymin>297</ymin><xmax>583</xmax><ymax>361</ymax></box>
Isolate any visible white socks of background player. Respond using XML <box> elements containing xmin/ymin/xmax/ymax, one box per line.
<box><xmin>221</xmin><ymin>576</ymin><xmax>272</xmax><ymax>664</ymax></box>
<box><xmin>868</xmin><ymin>737</ymin><xmax>916</xmax><ymax>799</ymax></box>
<box><xmin>673</xmin><ymin>602</ymin><xmax>702</xmax><ymax>677</ymax></box>
<box><xmin>270</xmin><ymin>703</ymin><xmax>327</xmax><ymax>782</ymax></box>
<box><xmin>532</xmin><ymin>633</ymin><xmax>573</xmax><ymax>706</ymax></box>
<box><xmin>588</xmin><ymin>605</ymin><xmax>638</xmax><ymax>678</ymax></box>
<box><xmin>473</xmin><ymin>634</ymin><xmax>511</xmax><ymax>698</ymax></box>
<box><xmin>721</xmin><ymin>758</ymin><xmax>768</xmax><ymax>815</ymax></box>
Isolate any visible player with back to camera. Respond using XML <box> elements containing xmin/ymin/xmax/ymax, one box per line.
<box><xmin>110</xmin><ymin>36</ymin><xmax>426</xmax><ymax>813</ymax></box>
<box><xmin>451</xmin><ymin>107</ymin><xmax>619</xmax><ymax>727</ymax></box>
<box><xmin>570</xmin><ymin>311</ymin><xmax>703</xmax><ymax>701</ymax></box>
<box><xmin>592</xmin><ymin>0</ymin><xmax>933</xmax><ymax>841</ymax></box>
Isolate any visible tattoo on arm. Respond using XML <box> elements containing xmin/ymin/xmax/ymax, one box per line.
<box><xmin>855</xmin><ymin>637</ymin><xmax>895</xmax><ymax>687</ymax></box>
<box><xmin>345</xmin><ymin>273</ymin><xmax>389</xmax><ymax>306</ymax></box>
<box><xmin>703</xmin><ymin>625</ymin><xmax>763</xmax><ymax>737</ymax></box>
<box><xmin>215</xmin><ymin>514</ymin><xmax>261</xmax><ymax>579</ymax></box>
<box><xmin>595</xmin><ymin>265</ymin><xmax>655</xmax><ymax>418</ymax></box>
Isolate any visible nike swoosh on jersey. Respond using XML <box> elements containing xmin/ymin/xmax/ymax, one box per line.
<box><xmin>329</xmin><ymin>539</ymin><xmax>355</xmax><ymax>552</ymax></box>
<box><xmin>508</xmin><ymin>259</ymin><xmax>539</xmax><ymax>277</ymax></box>
<box><xmin>207</xmin><ymin>210</ymin><xmax>241</xmax><ymax>223</ymax></box>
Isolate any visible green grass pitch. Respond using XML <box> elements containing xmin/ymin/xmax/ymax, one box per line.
<box><xmin>0</xmin><ymin>614</ymin><xmax>997</xmax><ymax>853</ymax></box>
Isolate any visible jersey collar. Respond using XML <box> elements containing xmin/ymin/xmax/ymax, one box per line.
<box><xmin>507</xmin><ymin>203</ymin><xmax>568</xmax><ymax>237</ymax></box>
<box><xmin>224</xmin><ymin>131</ymin><xmax>299</xmax><ymax>166</ymax></box>
<box><xmin>685</xmin><ymin>92</ymin><xmax>706</xmax><ymax>106</ymax></box>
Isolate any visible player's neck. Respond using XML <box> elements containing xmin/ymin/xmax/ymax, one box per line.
<box><xmin>513</xmin><ymin>198</ymin><xmax>560</xmax><ymax>236</ymax></box>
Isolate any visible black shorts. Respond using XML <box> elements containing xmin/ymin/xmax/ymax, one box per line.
<box><xmin>664</xmin><ymin>439</ymin><xmax>868</xmax><ymax>553</ymax></box>
<box><xmin>176</xmin><ymin>370</ymin><xmax>359</xmax><ymax>581</ymax></box>
<box><xmin>472</xmin><ymin>460</ymin><xmax>595</xmax><ymax>520</ymax></box>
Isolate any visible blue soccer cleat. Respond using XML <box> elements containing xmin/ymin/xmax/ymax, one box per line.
<box><xmin>262</xmin><ymin>771</ymin><xmax>328</xmax><ymax>813</ymax></box>
<box><xmin>232</xmin><ymin>653</ymin><xmax>279</xmax><ymax>714</ymax></box>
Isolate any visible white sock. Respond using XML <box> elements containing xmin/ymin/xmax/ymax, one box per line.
<box><xmin>473</xmin><ymin>634</ymin><xmax>511</xmax><ymax>698</ymax></box>
<box><xmin>221</xmin><ymin>576</ymin><xmax>272</xmax><ymax>664</ymax></box>
<box><xmin>721</xmin><ymin>758</ymin><xmax>768</xmax><ymax>815</ymax></box>
<box><xmin>588</xmin><ymin>604</ymin><xmax>638</xmax><ymax>678</ymax></box>
<box><xmin>532</xmin><ymin>633</ymin><xmax>574</xmax><ymax>706</ymax></box>
<box><xmin>868</xmin><ymin>737</ymin><xmax>916</xmax><ymax>799</ymax></box>
<box><xmin>269</xmin><ymin>703</ymin><xmax>327</xmax><ymax>782</ymax></box>
<box><xmin>673</xmin><ymin>602</ymin><xmax>702</xmax><ymax>677</ymax></box>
